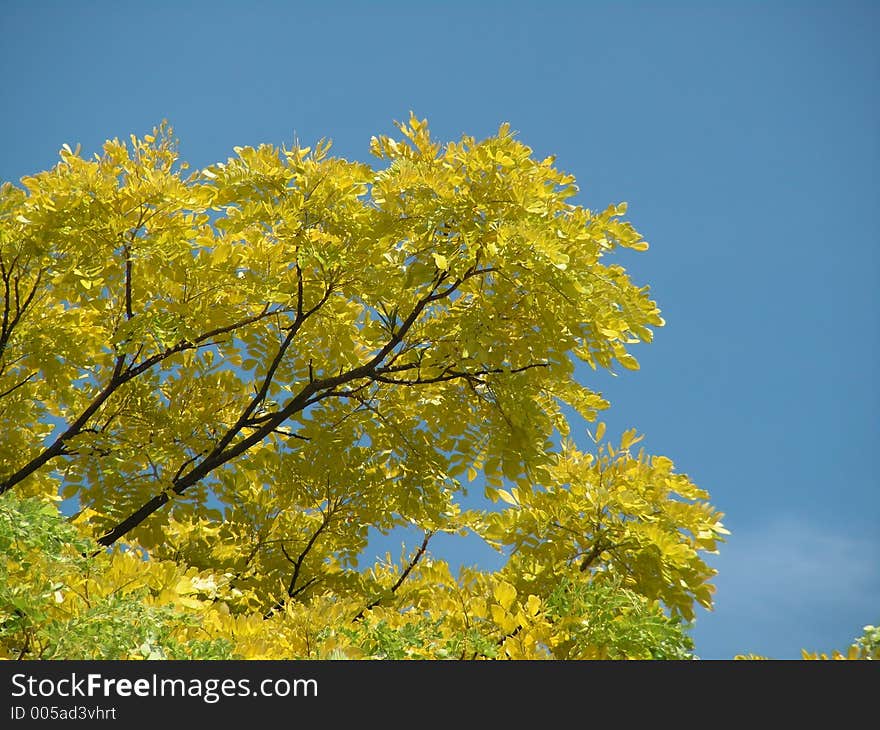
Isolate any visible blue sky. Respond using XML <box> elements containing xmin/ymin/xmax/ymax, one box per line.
<box><xmin>2</xmin><ymin>1</ymin><xmax>877</xmax><ymax>659</ymax></box>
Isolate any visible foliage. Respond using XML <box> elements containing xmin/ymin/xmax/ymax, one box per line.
<box><xmin>0</xmin><ymin>493</ymin><xmax>233</xmax><ymax>659</ymax></box>
<box><xmin>0</xmin><ymin>115</ymin><xmax>729</xmax><ymax>659</ymax></box>
<box><xmin>0</xmin><ymin>492</ymin><xmax>695</xmax><ymax>660</ymax></box>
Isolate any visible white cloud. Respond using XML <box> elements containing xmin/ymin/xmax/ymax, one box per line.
<box><xmin>691</xmin><ymin>517</ymin><xmax>880</xmax><ymax>659</ymax></box>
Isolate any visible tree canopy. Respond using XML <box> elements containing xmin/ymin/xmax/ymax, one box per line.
<box><xmin>0</xmin><ymin>115</ymin><xmax>730</xmax><ymax>659</ymax></box>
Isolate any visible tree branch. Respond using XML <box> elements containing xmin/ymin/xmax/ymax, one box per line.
<box><xmin>213</xmin><ymin>283</ymin><xmax>333</xmax><ymax>456</ymax></box>
<box><xmin>265</xmin><ymin>507</ymin><xmax>334</xmax><ymax>617</ymax></box>
<box><xmin>371</xmin><ymin>361</ymin><xmax>548</xmax><ymax>386</ymax></box>
<box><xmin>353</xmin><ymin>531</ymin><xmax>433</xmax><ymax>621</ymax></box>
<box><xmin>0</xmin><ymin>304</ymin><xmax>281</xmax><ymax>495</ymax></box>
<box><xmin>0</xmin><ymin>262</ymin><xmax>43</xmax><ymax>362</ymax></box>
<box><xmin>0</xmin><ymin>371</ymin><xmax>37</xmax><ymax>399</ymax></box>
<box><xmin>96</xmin><ymin>266</ymin><xmax>497</xmax><ymax>546</ymax></box>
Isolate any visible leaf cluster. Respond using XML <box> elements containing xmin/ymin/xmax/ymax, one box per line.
<box><xmin>1</xmin><ymin>115</ymin><xmax>729</xmax><ymax>659</ymax></box>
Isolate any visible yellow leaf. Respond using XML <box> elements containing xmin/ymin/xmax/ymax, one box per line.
<box><xmin>432</xmin><ymin>252</ymin><xmax>448</xmax><ymax>270</ymax></box>
<box><xmin>490</xmin><ymin>605</ymin><xmax>519</xmax><ymax>634</ymax></box>
<box><xmin>620</xmin><ymin>428</ymin><xmax>643</xmax><ymax>451</ymax></box>
<box><xmin>617</xmin><ymin>353</ymin><xmax>640</xmax><ymax>370</ymax></box>
<box><xmin>526</xmin><ymin>595</ymin><xmax>541</xmax><ymax>617</ymax></box>
<box><xmin>595</xmin><ymin>422</ymin><xmax>606</xmax><ymax>441</ymax></box>
<box><xmin>494</xmin><ymin>581</ymin><xmax>517</xmax><ymax>610</ymax></box>
<box><xmin>497</xmin><ymin>488</ymin><xmax>518</xmax><ymax>506</ymax></box>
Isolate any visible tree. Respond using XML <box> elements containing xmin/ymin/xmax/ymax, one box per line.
<box><xmin>0</xmin><ymin>115</ymin><xmax>728</xmax><ymax>659</ymax></box>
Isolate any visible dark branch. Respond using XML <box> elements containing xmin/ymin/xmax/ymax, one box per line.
<box><xmin>0</xmin><ymin>371</ymin><xmax>36</xmax><ymax>399</ymax></box>
<box><xmin>371</xmin><ymin>361</ymin><xmax>549</xmax><ymax>386</ymax></box>
<box><xmin>0</xmin><ymin>262</ymin><xmax>43</xmax><ymax>362</ymax></box>
<box><xmin>212</xmin><ymin>283</ymin><xmax>333</xmax><ymax>457</ymax></box>
<box><xmin>265</xmin><ymin>510</ymin><xmax>334</xmax><ymax>617</ymax></box>
<box><xmin>96</xmin><ymin>265</ymin><xmax>498</xmax><ymax>546</ymax></box>
<box><xmin>353</xmin><ymin>531</ymin><xmax>433</xmax><ymax>621</ymax></box>
<box><xmin>0</xmin><ymin>304</ymin><xmax>281</xmax><ymax>495</ymax></box>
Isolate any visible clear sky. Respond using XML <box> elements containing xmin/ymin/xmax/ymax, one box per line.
<box><xmin>2</xmin><ymin>0</ymin><xmax>877</xmax><ymax>659</ymax></box>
